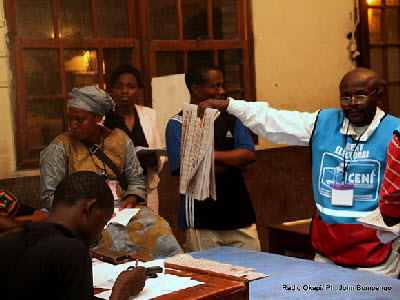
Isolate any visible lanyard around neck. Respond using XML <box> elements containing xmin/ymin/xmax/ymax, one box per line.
<box><xmin>341</xmin><ymin>125</ymin><xmax>368</xmax><ymax>184</ymax></box>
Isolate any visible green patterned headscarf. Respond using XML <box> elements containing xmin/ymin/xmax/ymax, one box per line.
<box><xmin>68</xmin><ymin>86</ymin><xmax>113</xmax><ymax>116</ymax></box>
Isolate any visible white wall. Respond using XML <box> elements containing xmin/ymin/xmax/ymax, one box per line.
<box><xmin>252</xmin><ymin>0</ymin><xmax>355</xmax><ymax>149</ymax></box>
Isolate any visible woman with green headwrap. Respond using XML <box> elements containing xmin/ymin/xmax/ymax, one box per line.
<box><xmin>40</xmin><ymin>86</ymin><xmax>182</xmax><ymax>259</ymax></box>
<box><xmin>41</xmin><ymin>86</ymin><xmax>146</xmax><ymax>210</ymax></box>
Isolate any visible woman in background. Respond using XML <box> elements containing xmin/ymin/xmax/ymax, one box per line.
<box><xmin>104</xmin><ymin>65</ymin><xmax>165</xmax><ymax>214</ymax></box>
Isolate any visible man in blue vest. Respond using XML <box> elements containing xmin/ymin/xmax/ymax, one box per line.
<box><xmin>197</xmin><ymin>68</ymin><xmax>400</xmax><ymax>278</ymax></box>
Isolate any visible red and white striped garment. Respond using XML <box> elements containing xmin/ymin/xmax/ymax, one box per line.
<box><xmin>379</xmin><ymin>132</ymin><xmax>400</xmax><ymax>218</ymax></box>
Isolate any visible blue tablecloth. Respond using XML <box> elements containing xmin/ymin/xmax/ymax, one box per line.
<box><xmin>190</xmin><ymin>246</ymin><xmax>400</xmax><ymax>299</ymax></box>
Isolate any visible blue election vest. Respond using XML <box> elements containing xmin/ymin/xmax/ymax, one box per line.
<box><xmin>311</xmin><ymin>108</ymin><xmax>400</xmax><ymax>225</ymax></box>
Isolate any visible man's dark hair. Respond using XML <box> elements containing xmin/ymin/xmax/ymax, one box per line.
<box><xmin>185</xmin><ymin>61</ymin><xmax>221</xmax><ymax>94</ymax></box>
<box><xmin>53</xmin><ymin>171</ymin><xmax>113</xmax><ymax>209</ymax></box>
<box><xmin>107</xmin><ymin>65</ymin><xmax>144</xmax><ymax>91</ymax></box>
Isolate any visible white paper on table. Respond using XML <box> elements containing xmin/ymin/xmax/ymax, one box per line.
<box><xmin>165</xmin><ymin>254</ymin><xmax>268</xmax><ymax>280</ymax></box>
<box><xmin>107</xmin><ymin>208</ymin><xmax>140</xmax><ymax>227</ymax></box>
<box><xmin>93</xmin><ymin>260</ymin><xmax>166</xmax><ymax>290</ymax></box>
<box><xmin>95</xmin><ymin>272</ymin><xmax>204</xmax><ymax>300</ymax></box>
<box><xmin>92</xmin><ymin>261</ymin><xmax>121</xmax><ymax>289</ymax></box>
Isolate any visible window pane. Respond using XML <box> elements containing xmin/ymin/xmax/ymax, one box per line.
<box><xmin>150</xmin><ymin>0</ymin><xmax>178</xmax><ymax>40</ymax></box>
<box><xmin>385</xmin><ymin>9</ymin><xmax>400</xmax><ymax>42</ymax></box>
<box><xmin>388</xmin><ymin>47</ymin><xmax>400</xmax><ymax>80</ymax></box>
<box><xmin>367</xmin><ymin>0</ymin><xmax>382</xmax><ymax>4</ymax></box>
<box><xmin>27</xmin><ymin>99</ymin><xmax>64</xmax><ymax>148</ymax></box>
<box><xmin>389</xmin><ymin>85</ymin><xmax>400</xmax><ymax>117</ymax></box>
<box><xmin>57</xmin><ymin>0</ymin><xmax>93</xmax><ymax>38</ymax></box>
<box><xmin>103</xmin><ymin>48</ymin><xmax>134</xmax><ymax>89</ymax></box>
<box><xmin>15</xmin><ymin>0</ymin><xmax>54</xmax><ymax>38</ymax></box>
<box><xmin>226</xmin><ymin>91</ymin><xmax>244</xmax><ymax>100</ymax></box>
<box><xmin>155</xmin><ymin>51</ymin><xmax>184</xmax><ymax>76</ymax></box>
<box><xmin>369</xmin><ymin>47</ymin><xmax>384</xmax><ymax>79</ymax></box>
<box><xmin>96</xmin><ymin>0</ymin><xmax>129</xmax><ymax>38</ymax></box>
<box><xmin>23</xmin><ymin>49</ymin><xmax>60</xmax><ymax>96</ymax></box>
<box><xmin>213</xmin><ymin>0</ymin><xmax>238</xmax><ymax>40</ymax></box>
<box><xmin>182</xmin><ymin>0</ymin><xmax>208</xmax><ymax>40</ymax></box>
<box><xmin>368</xmin><ymin>8</ymin><xmax>382</xmax><ymax>43</ymax></box>
<box><xmin>218</xmin><ymin>50</ymin><xmax>242</xmax><ymax>89</ymax></box>
<box><xmin>386</xmin><ymin>0</ymin><xmax>400</xmax><ymax>5</ymax></box>
<box><xmin>187</xmin><ymin>51</ymin><xmax>214</xmax><ymax>67</ymax></box>
<box><xmin>64</xmin><ymin>49</ymin><xmax>98</xmax><ymax>93</ymax></box>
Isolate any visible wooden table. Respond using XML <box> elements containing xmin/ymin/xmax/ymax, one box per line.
<box><xmin>190</xmin><ymin>246</ymin><xmax>400</xmax><ymax>299</ymax></box>
<box><xmin>160</xmin><ymin>266</ymin><xmax>248</xmax><ymax>299</ymax></box>
<box><xmin>94</xmin><ymin>255</ymin><xmax>249</xmax><ymax>299</ymax></box>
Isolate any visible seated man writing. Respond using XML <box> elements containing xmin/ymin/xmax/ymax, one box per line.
<box><xmin>0</xmin><ymin>171</ymin><xmax>146</xmax><ymax>300</ymax></box>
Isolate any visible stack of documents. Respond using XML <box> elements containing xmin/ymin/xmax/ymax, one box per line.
<box><xmin>179</xmin><ymin>104</ymin><xmax>219</xmax><ymax>201</ymax></box>
<box><xmin>357</xmin><ymin>207</ymin><xmax>400</xmax><ymax>243</ymax></box>
<box><xmin>165</xmin><ymin>254</ymin><xmax>268</xmax><ymax>281</ymax></box>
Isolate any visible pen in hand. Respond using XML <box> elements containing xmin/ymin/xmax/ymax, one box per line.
<box><xmin>127</xmin><ymin>259</ymin><xmax>139</xmax><ymax>270</ymax></box>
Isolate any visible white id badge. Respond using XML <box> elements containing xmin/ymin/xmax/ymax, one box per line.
<box><xmin>108</xmin><ymin>180</ymin><xmax>119</xmax><ymax>201</ymax></box>
<box><xmin>330</xmin><ymin>183</ymin><xmax>354</xmax><ymax>207</ymax></box>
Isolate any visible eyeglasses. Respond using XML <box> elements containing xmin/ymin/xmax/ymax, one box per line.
<box><xmin>340</xmin><ymin>90</ymin><xmax>377</xmax><ymax>104</ymax></box>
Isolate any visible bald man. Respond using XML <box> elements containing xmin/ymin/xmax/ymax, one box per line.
<box><xmin>198</xmin><ymin>68</ymin><xmax>400</xmax><ymax>278</ymax></box>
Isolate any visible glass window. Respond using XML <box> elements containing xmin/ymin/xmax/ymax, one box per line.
<box><xmin>15</xmin><ymin>0</ymin><xmax>54</xmax><ymax>38</ymax></box>
<box><xmin>182</xmin><ymin>0</ymin><xmax>208</xmax><ymax>40</ymax></box>
<box><xmin>96</xmin><ymin>0</ymin><xmax>129</xmax><ymax>38</ymax></box>
<box><xmin>218</xmin><ymin>50</ymin><xmax>242</xmax><ymax>89</ymax></box>
<box><xmin>103</xmin><ymin>48</ymin><xmax>134</xmax><ymax>89</ymax></box>
<box><xmin>187</xmin><ymin>51</ymin><xmax>214</xmax><ymax>66</ymax></box>
<box><xmin>367</xmin><ymin>0</ymin><xmax>382</xmax><ymax>4</ymax></box>
<box><xmin>22</xmin><ymin>49</ymin><xmax>60</xmax><ymax>96</ymax></box>
<box><xmin>386</xmin><ymin>0</ymin><xmax>400</xmax><ymax>5</ymax></box>
<box><xmin>369</xmin><ymin>47</ymin><xmax>384</xmax><ymax>79</ymax></box>
<box><xmin>213</xmin><ymin>0</ymin><xmax>238</xmax><ymax>40</ymax></box>
<box><xmin>57</xmin><ymin>0</ymin><xmax>93</xmax><ymax>38</ymax></box>
<box><xmin>26</xmin><ymin>99</ymin><xmax>64</xmax><ymax>148</ymax></box>
<box><xmin>64</xmin><ymin>49</ymin><xmax>98</xmax><ymax>93</ymax></box>
<box><xmin>389</xmin><ymin>85</ymin><xmax>400</xmax><ymax>117</ymax></box>
<box><xmin>226</xmin><ymin>91</ymin><xmax>245</xmax><ymax>100</ymax></box>
<box><xmin>387</xmin><ymin>47</ymin><xmax>400</xmax><ymax>80</ymax></box>
<box><xmin>150</xmin><ymin>0</ymin><xmax>179</xmax><ymax>40</ymax></box>
<box><xmin>155</xmin><ymin>51</ymin><xmax>184</xmax><ymax>76</ymax></box>
<box><xmin>385</xmin><ymin>9</ymin><xmax>400</xmax><ymax>42</ymax></box>
<box><xmin>368</xmin><ymin>8</ymin><xmax>382</xmax><ymax>43</ymax></box>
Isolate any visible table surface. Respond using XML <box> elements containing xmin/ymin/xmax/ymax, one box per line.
<box><xmin>189</xmin><ymin>247</ymin><xmax>400</xmax><ymax>299</ymax></box>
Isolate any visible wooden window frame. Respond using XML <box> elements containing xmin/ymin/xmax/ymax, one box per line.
<box><xmin>358</xmin><ymin>0</ymin><xmax>400</xmax><ymax>112</ymax></box>
<box><xmin>4</xmin><ymin>0</ymin><xmax>256</xmax><ymax>170</ymax></box>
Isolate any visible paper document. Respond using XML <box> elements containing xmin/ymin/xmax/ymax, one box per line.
<box><xmin>107</xmin><ymin>208</ymin><xmax>140</xmax><ymax>227</ymax></box>
<box><xmin>166</xmin><ymin>254</ymin><xmax>268</xmax><ymax>281</ymax></box>
<box><xmin>179</xmin><ymin>104</ymin><xmax>219</xmax><ymax>201</ymax></box>
<box><xmin>134</xmin><ymin>146</ymin><xmax>167</xmax><ymax>156</ymax></box>
<box><xmin>357</xmin><ymin>207</ymin><xmax>400</xmax><ymax>243</ymax></box>
<box><xmin>93</xmin><ymin>259</ymin><xmax>204</xmax><ymax>300</ymax></box>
